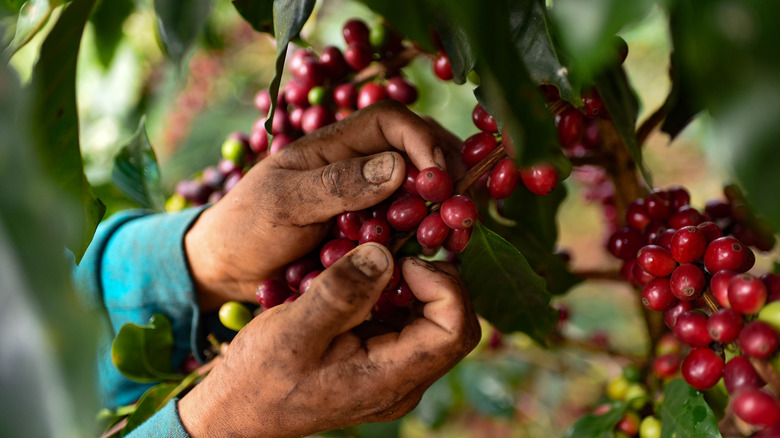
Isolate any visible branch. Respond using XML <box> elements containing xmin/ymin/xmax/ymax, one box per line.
<box><xmin>353</xmin><ymin>47</ymin><xmax>422</xmax><ymax>83</ymax></box>
<box><xmin>571</xmin><ymin>269</ymin><xmax>623</xmax><ymax>281</ymax></box>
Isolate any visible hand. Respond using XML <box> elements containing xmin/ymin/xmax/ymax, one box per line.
<box><xmin>185</xmin><ymin>100</ymin><xmax>462</xmax><ymax>311</ymax></box>
<box><xmin>178</xmin><ymin>243</ymin><xmax>481</xmax><ymax>438</ymax></box>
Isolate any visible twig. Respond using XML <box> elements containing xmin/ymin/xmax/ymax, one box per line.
<box><xmin>701</xmin><ymin>289</ymin><xmax>719</xmax><ymax>313</ymax></box>
<box><xmin>353</xmin><ymin>47</ymin><xmax>422</xmax><ymax>83</ymax></box>
<box><xmin>750</xmin><ymin>358</ymin><xmax>780</xmax><ymax>397</ymax></box>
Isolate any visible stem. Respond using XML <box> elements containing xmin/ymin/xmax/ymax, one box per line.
<box><xmin>636</xmin><ymin>103</ymin><xmax>668</xmax><ymax>146</ymax></box>
<box><xmin>750</xmin><ymin>358</ymin><xmax>780</xmax><ymax>397</ymax></box>
<box><xmin>353</xmin><ymin>47</ymin><xmax>422</xmax><ymax>83</ymax></box>
<box><xmin>571</xmin><ymin>269</ymin><xmax>623</xmax><ymax>281</ymax></box>
<box><xmin>701</xmin><ymin>289</ymin><xmax>719</xmax><ymax>313</ymax></box>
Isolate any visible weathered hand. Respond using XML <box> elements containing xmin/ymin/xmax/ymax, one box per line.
<box><xmin>178</xmin><ymin>243</ymin><xmax>481</xmax><ymax>438</ymax></box>
<box><xmin>185</xmin><ymin>101</ymin><xmax>459</xmax><ymax>310</ymax></box>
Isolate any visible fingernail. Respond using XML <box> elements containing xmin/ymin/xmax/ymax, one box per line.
<box><xmin>352</xmin><ymin>243</ymin><xmax>390</xmax><ymax>277</ymax></box>
<box><xmin>363</xmin><ymin>152</ymin><xmax>396</xmax><ymax>184</ymax></box>
<box><xmin>433</xmin><ymin>146</ymin><xmax>446</xmax><ymax>169</ymax></box>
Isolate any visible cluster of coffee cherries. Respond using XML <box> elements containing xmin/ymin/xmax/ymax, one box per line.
<box><xmin>598</xmin><ymin>370</ymin><xmax>661</xmax><ymax>438</ymax></box>
<box><xmin>606</xmin><ymin>185</ymin><xmax>780</xmax><ymax>432</ymax></box>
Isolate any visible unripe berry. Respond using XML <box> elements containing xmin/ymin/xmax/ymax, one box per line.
<box><xmin>219</xmin><ymin>301</ymin><xmax>252</xmax><ymax>331</ymax></box>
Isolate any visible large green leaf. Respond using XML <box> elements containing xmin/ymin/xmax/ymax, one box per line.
<box><xmin>111</xmin><ymin>314</ymin><xmax>182</xmax><ymax>383</ymax></box>
<box><xmin>461</xmin><ymin>222</ymin><xmax>557</xmax><ymax>343</ymax></box>
<box><xmin>4</xmin><ymin>0</ymin><xmax>61</xmax><ymax>56</ymax></box>
<box><xmin>563</xmin><ymin>400</ymin><xmax>627</xmax><ymax>438</ymax></box>
<box><xmin>89</xmin><ymin>0</ymin><xmax>134</xmax><ymax>68</ymax></box>
<box><xmin>111</xmin><ymin>117</ymin><xmax>166</xmax><ymax>211</ymax></box>
<box><xmin>153</xmin><ymin>0</ymin><xmax>212</xmax><ymax>65</ymax></box>
<box><xmin>231</xmin><ymin>0</ymin><xmax>273</xmax><ymax>33</ymax></box>
<box><xmin>27</xmin><ymin>0</ymin><xmax>105</xmax><ymax>263</ymax></box>
<box><xmin>263</xmin><ymin>0</ymin><xmax>316</xmax><ymax>135</ymax></box>
<box><xmin>488</xmin><ymin>184</ymin><xmax>581</xmax><ymax>295</ymax></box>
<box><xmin>121</xmin><ymin>382</ymin><xmax>179</xmax><ymax>436</ymax></box>
<box><xmin>659</xmin><ymin>379</ymin><xmax>722</xmax><ymax>438</ymax></box>
<box><xmin>659</xmin><ymin>49</ymin><xmax>702</xmax><ymax>140</ymax></box>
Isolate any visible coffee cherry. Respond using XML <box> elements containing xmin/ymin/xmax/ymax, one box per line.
<box><xmin>461</xmin><ymin>132</ymin><xmax>498</xmax><ymax>168</ymax></box>
<box><xmin>299</xmin><ymin>270</ymin><xmax>322</xmax><ymax>294</ymax></box>
<box><xmin>728</xmin><ymin>274</ymin><xmax>767</xmax><ymax>315</ymax></box>
<box><xmin>254</xmin><ymin>89</ymin><xmax>272</xmax><ymax>113</ymax></box>
<box><xmin>269</xmin><ymin>109</ymin><xmax>291</xmax><ymax>135</ymax></box>
<box><xmin>256</xmin><ymin>279</ymin><xmax>291</xmax><ymax>309</ymax></box>
<box><xmin>674</xmin><ymin>311</ymin><xmax>711</xmax><ymax>347</ymax></box>
<box><xmin>616</xmin><ymin>412</ymin><xmax>640</xmax><ymax>436</ymax></box>
<box><xmin>357</xmin><ymin>82</ymin><xmax>388</xmax><ymax>109</ymax></box>
<box><xmin>581</xmin><ymin>88</ymin><xmax>604</xmax><ymax>118</ymax></box>
<box><xmin>704</xmin><ymin>236</ymin><xmax>748</xmax><ymax>273</ymax></box>
<box><xmin>668</xmin><ymin>186</ymin><xmax>691</xmax><ymax>210</ymax></box>
<box><xmin>385</xmin><ymin>280</ymin><xmax>415</xmax><ymax>307</ymax></box>
<box><xmin>670</xmin><ymin>227</ymin><xmax>707</xmax><ymax>263</ymax></box>
<box><xmin>761</xmin><ymin>273</ymin><xmax>780</xmax><ymax>303</ymax></box>
<box><xmin>222</xmin><ymin>136</ymin><xmax>248</xmax><ymax>164</ymax></box>
<box><xmin>625</xmin><ymin>199</ymin><xmax>651</xmax><ymax>231</ymax></box>
<box><xmin>249</xmin><ymin>129</ymin><xmax>269</xmax><ymax>154</ymax></box>
<box><xmin>472</xmin><ymin>104</ymin><xmax>498</xmax><ymax>133</ymax></box>
<box><xmin>416</xmin><ymin>167</ymin><xmax>453</xmax><ymax>202</ymax></box>
<box><xmin>284</xmin><ymin>80</ymin><xmax>311</xmax><ymax>107</ymax></box>
<box><xmin>293</xmin><ymin>57</ymin><xmax>324</xmax><ymax>88</ymax></box>
<box><xmin>739</xmin><ymin>321</ymin><xmax>779</xmax><ymax>359</ymax></box>
<box><xmin>319</xmin><ymin>46</ymin><xmax>348</xmax><ymax>81</ymax></box>
<box><xmin>520</xmin><ymin>164</ymin><xmax>558</xmax><ymax>195</ymax></box>
<box><xmin>417</xmin><ymin>212</ymin><xmax>450</xmax><ymax>249</ymax></box>
<box><xmin>645</xmin><ymin>191</ymin><xmax>672</xmax><ymax>221</ymax></box>
<box><xmin>636</xmin><ymin>245</ymin><xmax>677</xmax><ymax>277</ymax></box>
<box><xmin>556</xmin><ymin>107</ymin><xmax>584</xmax><ymax>146</ymax></box>
<box><xmin>441</xmin><ymin>195</ymin><xmax>479</xmax><ymax>229</ymax></box>
<box><xmin>705</xmin><ymin>200</ymin><xmax>731</xmax><ymax>219</ymax></box>
<box><xmin>639</xmin><ymin>416</ymin><xmax>662</xmax><ymax>438</ymax></box>
<box><xmin>342</xmin><ymin>19</ymin><xmax>370</xmax><ymax>45</ymax></box>
<box><xmin>724</xmin><ymin>356</ymin><xmax>764</xmax><ymax>394</ymax></box>
<box><xmin>608</xmin><ymin>228</ymin><xmax>644</xmax><ymax>260</ymax></box>
<box><xmin>432</xmin><ymin>51</ymin><xmax>453</xmax><ymax>80</ymax></box>
<box><xmin>285</xmin><ymin>257</ymin><xmax>320</xmax><ymax>291</ymax></box>
<box><xmin>653</xmin><ymin>354</ymin><xmax>681</xmax><ymax>379</ymax></box>
<box><xmin>301</xmin><ymin>105</ymin><xmax>334</xmax><ymax>134</ymax></box>
<box><xmin>707</xmin><ymin>308</ymin><xmax>744</xmax><ymax>343</ymax></box>
<box><xmin>320</xmin><ymin>238</ymin><xmax>357</xmax><ymax>268</ymax></box>
<box><xmin>218</xmin><ymin>301</ymin><xmax>252</xmax><ymax>331</ymax></box>
<box><xmin>385</xmin><ymin>77</ymin><xmax>418</xmax><ymax>105</ymax></box>
<box><xmin>333</xmin><ymin>83</ymin><xmax>357</xmax><ymax>108</ymax></box>
<box><xmin>488</xmin><ymin>158</ymin><xmax>520</xmax><ymax>199</ymax></box>
<box><xmin>681</xmin><ymin>348</ymin><xmax>724</xmax><ymax>390</ymax></box>
<box><xmin>665</xmin><ymin>300</ymin><xmax>694</xmax><ymax>330</ymax></box>
<box><xmin>176</xmin><ymin>180</ymin><xmax>212</xmax><ymax>205</ymax></box>
<box><xmin>641</xmin><ymin>277</ymin><xmax>677</xmax><ymax>311</ymax></box>
<box><xmin>606</xmin><ymin>376</ymin><xmax>630</xmax><ymax>401</ymax></box>
<box><xmin>759</xmin><ymin>301</ymin><xmax>780</xmax><ymax>330</ymax></box>
<box><xmin>732</xmin><ymin>389</ymin><xmax>780</xmax><ymax>428</ymax></box>
<box><xmin>710</xmin><ymin>270</ymin><xmax>737</xmax><ymax>308</ymax></box>
<box><xmin>655</xmin><ymin>229</ymin><xmax>676</xmax><ymax>251</ymax></box>
<box><xmin>337</xmin><ymin>211</ymin><xmax>369</xmax><ymax>241</ymax></box>
<box><xmin>444</xmin><ymin>227</ymin><xmax>472</xmax><ymax>253</ymax></box>
<box><xmin>387</xmin><ymin>196</ymin><xmax>428</xmax><ymax>231</ymax></box>
<box><xmin>695</xmin><ymin>221</ymin><xmax>723</xmax><ymax>243</ymax></box>
<box><xmin>656</xmin><ymin>332</ymin><xmax>684</xmax><ymax>356</ymax></box>
<box><xmin>668</xmin><ymin>205</ymin><xmax>702</xmax><ymax>229</ymax></box>
<box><xmin>632</xmin><ymin>262</ymin><xmax>656</xmax><ymax>286</ymax></box>
<box><xmin>371</xmin><ymin>293</ymin><xmax>399</xmax><ymax>321</ymax></box>
<box><xmin>199</xmin><ymin>167</ymin><xmax>223</xmax><ymax>190</ymax></box>
<box><xmin>359</xmin><ymin>218</ymin><xmax>392</xmax><ymax>246</ymax></box>
<box><xmin>669</xmin><ymin>264</ymin><xmax>706</xmax><ymax>301</ymax></box>
<box><xmin>345</xmin><ymin>42</ymin><xmax>374</xmax><ymax>71</ymax></box>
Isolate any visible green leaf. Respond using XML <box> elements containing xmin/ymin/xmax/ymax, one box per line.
<box><xmin>509</xmin><ymin>0</ymin><xmax>579</xmax><ymax>104</ymax></box>
<box><xmin>111</xmin><ymin>117</ymin><xmax>166</xmax><ymax>211</ymax></box>
<box><xmin>111</xmin><ymin>314</ymin><xmax>182</xmax><ymax>383</ymax></box>
<box><xmin>120</xmin><ymin>382</ymin><xmax>179</xmax><ymax>436</ymax></box>
<box><xmin>659</xmin><ymin>51</ymin><xmax>702</xmax><ymax>140</ymax></box>
<box><xmin>89</xmin><ymin>0</ymin><xmax>134</xmax><ymax>68</ymax></box>
<box><xmin>231</xmin><ymin>0</ymin><xmax>273</xmax><ymax>33</ymax></box>
<box><xmin>27</xmin><ymin>0</ymin><xmax>105</xmax><ymax>263</ymax></box>
<box><xmin>434</xmin><ymin>15</ymin><xmax>474</xmax><ymax>84</ymax></box>
<box><xmin>595</xmin><ymin>63</ymin><xmax>652</xmax><ymax>186</ymax></box>
<box><xmin>659</xmin><ymin>379</ymin><xmax>722</xmax><ymax>438</ymax></box>
<box><xmin>563</xmin><ymin>400</ymin><xmax>627</xmax><ymax>438</ymax></box>
<box><xmin>488</xmin><ymin>184</ymin><xmax>581</xmax><ymax>295</ymax></box>
<box><xmin>263</xmin><ymin>0</ymin><xmax>316</xmax><ymax>135</ymax></box>
<box><xmin>360</xmin><ymin>0</ymin><xmax>437</xmax><ymax>53</ymax></box>
<box><xmin>153</xmin><ymin>0</ymin><xmax>213</xmax><ymax>64</ymax></box>
<box><xmin>413</xmin><ymin>371</ymin><xmax>456</xmax><ymax>428</ymax></box>
<box><xmin>461</xmin><ymin>222</ymin><xmax>557</xmax><ymax>343</ymax></box>
<box><xmin>4</xmin><ymin>0</ymin><xmax>61</xmax><ymax>56</ymax></box>
<box><xmin>455</xmin><ymin>360</ymin><xmax>515</xmax><ymax>417</ymax></box>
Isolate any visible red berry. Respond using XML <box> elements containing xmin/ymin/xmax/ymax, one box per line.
<box><xmin>705</xmin><ymin>200</ymin><xmax>731</xmax><ymax>219</ymax></box>
<box><xmin>461</xmin><ymin>132</ymin><xmax>498</xmax><ymax>168</ymax></box>
<box><xmin>625</xmin><ymin>199</ymin><xmax>651</xmax><ymax>231</ymax></box>
<box><xmin>636</xmin><ymin>245</ymin><xmax>677</xmax><ymax>277</ymax></box>
<box><xmin>293</xmin><ymin>57</ymin><xmax>324</xmax><ymax>88</ymax></box>
<box><xmin>416</xmin><ymin>167</ymin><xmax>453</xmax><ymax>203</ymax></box>
<box><xmin>653</xmin><ymin>354</ymin><xmax>681</xmax><ymax>379</ymax></box>
<box><xmin>581</xmin><ymin>88</ymin><xmax>604</xmax><ymax>118</ymax></box>
<box><xmin>371</xmin><ymin>293</ymin><xmax>398</xmax><ymax>321</ymax></box>
<box><xmin>417</xmin><ymin>212</ymin><xmax>450</xmax><ymax>249</ymax></box>
<box><xmin>664</xmin><ymin>300</ymin><xmax>694</xmax><ymax>329</ymax></box>
<box><xmin>695</xmin><ymin>221</ymin><xmax>723</xmax><ymax>243</ymax></box>
<box><xmin>383</xmin><ymin>262</ymin><xmax>401</xmax><ymax>292</ymax></box>
<box><xmin>707</xmin><ymin>308</ymin><xmax>744</xmax><ymax>343</ymax></box>
<box><xmin>256</xmin><ymin>279</ymin><xmax>291</xmax><ymax>309</ymax></box>
<box><xmin>729</xmin><ymin>274</ymin><xmax>767</xmax><ymax>315</ymax></box>
<box><xmin>656</xmin><ymin>229</ymin><xmax>676</xmax><ymax>251</ymax></box>
<box><xmin>387</xmin><ymin>196</ymin><xmax>427</xmax><ymax>231</ymax></box>
<box><xmin>444</xmin><ymin>227</ymin><xmax>472</xmax><ymax>253</ymax></box>
<box><xmin>345</xmin><ymin>42</ymin><xmax>374</xmax><ymax>71</ymax></box>
<box><xmin>607</xmin><ymin>228</ymin><xmax>644</xmax><ymax>260</ymax></box>
<box><xmin>299</xmin><ymin>270</ymin><xmax>322</xmax><ymax>294</ymax></box>
<box><xmin>668</xmin><ymin>186</ymin><xmax>691</xmax><ymax>210</ymax></box>
<box><xmin>645</xmin><ymin>191</ymin><xmax>672</xmax><ymax>221</ymax></box>
<box><xmin>332</xmin><ymin>83</ymin><xmax>357</xmax><ymax>108</ymax></box>
<box><xmin>403</xmin><ymin>162</ymin><xmax>420</xmax><ymax>195</ymax></box>
<box><xmin>668</xmin><ymin>206</ymin><xmax>702</xmax><ymax>229</ymax></box>
<box><xmin>539</xmin><ymin>83</ymin><xmax>560</xmax><ymax>102</ymax></box>
<box><xmin>285</xmin><ymin>257</ymin><xmax>320</xmax><ymax>291</ymax></box>
<box><xmin>556</xmin><ymin>107</ymin><xmax>583</xmax><ymax>146</ymax></box>
<box><xmin>761</xmin><ymin>273</ymin><xmax>780</xmax><ymax>303</ymax></box>
<box><xmin>359</xmin><ymin>218</ymin><xmax>392</xmax><ymax>246</ymax></box>
<box><xmin>724</xmin><ymin>356</ymin><xmax>765</xmax><ymax>394</ymax></box>
<box><xmin>711</xmin><ymin>270</ymin><xmax>737</xmax><ymax>308</ymax></box>
<box><xmin>670</xmin><ymin>264</ymin><xmax>706</xmax><ymax>301</ymax></box>
<box><xmin>385</xmin><ymin>76</ymin><xmax>418</xmax><ymax>105</ymax></box>
<box><xmin>337</xmin><ymin>211</ymin><xmax>369</xmax><ymax>241</ymax></box>
<box><xmin>732</xmin><ymin>389</ymin><xmax>780</xmax><ymax>428</ymax></box>
<box><xmin>385</xmin><ymin>280</ymin><xmax>415</xmax><ymax>307</ymax></box>
<box><xmin>704</xmin><ymin>236</ymin><xmax>748</xmax><ymax>273</ymax></box>
<box><xmin>320</xmin><ymin>238</ymin><xmax>357</xmax><ymax>268</ymax></box>
<box><xmin>488</xmin><ymin>158</ymin><xmax>520</xmax><ymax>199</ymax></box>
<box><xmin>472</xmin><ymin>104</ymin><xmax>498</xmax><ymax>133</ymax></box>
<box><xmin>342</xmin><ymin>19</ymin><xmax>370</xmax><ymax>45</ymax></box>
<box><xmin>319</xmin><ymin>45</ymin><xmax>348</xmax><ymax>81</ymax></box>
<box><xmin>674</xmin><ymin>311</ymin><xmax>711</xmax><ymax>348</ymax></box>
<box><xmin>632</xmin><ymin>261</ymin><xmax>656</xmax><ymax>286</ymax></box>
<box><xmin>616</xmin><ymin>412</ymin><xmax>640</xmax><ymax>436</ymax></box>
<box><xmin>520</xmin><ymin>164</ymin><xmax>558</xmax><ymax>195</ymax></box>
<box><xmin>657</xmin><ymin>332</ymin><xmax>684</xmax><ymax>356</ymax></box>
<box><xmin>671</xmin><ymin>227</ymin><xmax>707</xmax><ymax>263</ymax></box>
<box><xmin>440</xmin><ymin>195</ymin><xmax>479</xmax><ymax>229</ymax></box>
<box><xmin>682</xmin><ymin>348</ymin><xmax>724</xmax><ymax>390</ymax></box>
<box><xmin>301</xmin><ymin>105</ymin><xmax>334</xmax><ymax>134</ymax></box>
<box><xmin>357</xmin><ymin>82</ymin><xmax>387</xmax><ymax>109</ymax></box>
<box><xmin>641</xmin><ymin>277</ymin><xmax>677</xmax><ymax>311</ymax></box>
<box><xmin>739</xmin><ymin>321</ymin><xmax>779</xmax><ymax>358</ymax></box>
<box><xmin>254</xmin><ymin>89</ymin><xmax>272</xmax><ymax>113</ymax></box>
<box><xmin>432</xmin><ymin>51</ymin><xmax>452</xmax><ymax>80</ymax></box>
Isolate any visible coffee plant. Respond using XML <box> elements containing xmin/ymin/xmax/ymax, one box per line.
<box><xmin>3</xmin><ymin>0</ymin><xmax>780</xmax><ymax>437</ymax></box>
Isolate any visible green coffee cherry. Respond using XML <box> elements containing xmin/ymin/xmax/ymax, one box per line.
<box><xmin>623</xmin><ymin>364</ymin><xmax>642</xmax><ymax>382</ymax></box>
<box><xmin>758</xmin><ymin>301</ymin><xmax>780</xmax><ymax>331</ymax></box>
<box><xmin>607</xmin><ymin>376</ymin><xmax>630</xmax><ymax>401</ymax></box>
<box><xmin>219</xmin><ymin>301</ymin><xmax>252</xmax><ymax>331</ymax></box>
<box><xmin>308</xmin><ymin>86</ymin><xmax>327</xmax><ymax>106</ymax></box>
<box><xmin>221</xmin><ymin>137</ymin><xmax>246</xmax><ymax>165</ymax></box>
<box><xmin>639</xmin><ymin>416</ymin><xmax>661</xmax><ymax>438</ymax></box>
<box><xmin>369</xmin><ymin>22</ymin><xmax>388</xmax><ymax>51</ymax></box>
<box><xmin>625</xmin><ymin>383</ymin><xmax>648</xmax><ymax>410</ymax></box>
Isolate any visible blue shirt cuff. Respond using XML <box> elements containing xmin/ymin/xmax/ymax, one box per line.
<box><xmin>125</xmin><ymin>398</ymin><xmax>190</xmax><ymax>438</ymax></box>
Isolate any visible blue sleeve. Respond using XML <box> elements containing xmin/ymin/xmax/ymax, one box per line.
<box><xmin>125</xmin><ymin>399</ymin><xmax>190</xmax><ymax>438</ymax></box>
<box><xmin>73</xmin><ymin>207</ymin><xmax>208</xmax><ymax>409</ymax></box>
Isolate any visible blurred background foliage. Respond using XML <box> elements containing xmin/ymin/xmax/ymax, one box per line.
<box><xmin>2</xmin><ymin>0</ymin><xmax>779</xmax><ymax>437</ymax></box>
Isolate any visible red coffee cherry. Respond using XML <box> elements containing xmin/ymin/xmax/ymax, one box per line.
<box><xmin>696</xmin><ymin>221</ymin><xmax>723</xmax><ymax>243</ymax></box>
<box><xmin>632</xmin><ymin>261</ymin><xmax>656</xmax><ymax>287</ymax></box>
<box><xmin>655</xmin><ymin>229</ymin><xmax>676</xmax><ymax>251</ymax></box>
<box><xmin>416</xmin><ymin>167</ymin><xmax>453</xmax><ymax>203</ymax></box>
<box><xmin>256</xmin><ymin>279</ymin><xmax>291</xmax><ymax>310</ymax></box>
<box><xmin>285</xmin><ymin>257</ymin><xmax>320</xmax><ymax>291</ymax></box>
<box><xmin>337</xmin><ymin>211</ymin><xmax>369</xmax><ymax>241</ymax></box>
<box><xmin>761</xmin><ymin>273</ymin><xmax>780</xmax><ymax>303</ymax></box>
<box><xmin>625</xmin><ymin>199</ymin><xmax>651</xmax><ymax>231</ymax></box>
<box><xmin>320</xmin><ymin>238</ymin><xmax>357</xmax><ymax>268</ymax></box>
<box><xmin>301</xmin><ymin>105</ymin><xmax>334</xmax><ymax>134</ymax></box>
<box><xmin>681</xmin><ymin>348</ymin><xmax>724</xmax><ymax>390</ymax></box>
<box><xmin>332</xmin><ymin>83</ymin><xmax>357</xmax><ymax>108</ymax></box>
<box><xmin>707</xmin><ymin>308</ymin><xmax>744</xmax><ymax>343</ymax></box>
<box><xmin>417</xmin><ymin>212</ymin><xmax>450</xmax><ymax>249</ymax></box>
<box><xmin>704</xmin><ymin>236</ymin><xmax>749</xmax><ymax>273</ymax></box>
<box><xmin>581</xmin><ymin>88</ymin><xmax>604</xmax><ymax>118</ymax></box>
<box><xmin>645</xmin><ymin>191</ymin><xmax>672</xmax><ymax>221</ymax></box>
<box><xmin>385</xmin><ymin>76</ymin><xmax>418</xmax><ymax>105</ymax></box>
<box><xmin>616</xmin><ymin>412</ymin><xmax>640</xmax><ymax>436</ymax></box>
<box><xmin>488</xmin><ymin>158</ymin><xmax>520</xmax><ymax>199</ymax></box>
<box><xmin>670</xmin><ymin>264</ymin><xmax>706</xmax><ymax>301</ymax></box>
<box><xmin>432</xmin><ymin>51</ymin><xmax>453</xmax><ymax>80</ymax></box>
<box><xmin>520</xmin><ymin>164</ymin><xmax>558</xmax><ymax>196</ymax></box>
<box><xmin>739</xmin><ymin>321</ymin><xmax>779</xmax><ymax>359</ymax></box>
<box><xmin>359</xmin><ymin>218</ymin><xmax>392</xmax><ymax>246</ymax></box>
<box><xmin>387</xmin><ymin>196</ymin><xmax>427</xmax><ymax>231</ymax></box>
<box><xmin>674</xmin><ymin>311</ymin><xmax>711</xmax><ymax>348</ymax></box>
<box><xmin>357</xmin><ymin>82</ymin><xmax>388</xmax><ymax>109</ymax></box>
<box><xmin>342</xmin><ymin>19</ymin><xmax>370</xmax><ymax>45</ymax></box>
<box><xmin>653</xmin><ymin>354</ymin><xmax>681</xmax><ymax>379</ymax></box>
<box><xmin>724</xmin><ymin>356</ymin><xmax>765</xmax><ymax>394</ymax></box>
<box><xmin>671</xmin><ymin>227</ymin><xmax>707</xmax><ymax>263</ymax></box>
<box><xmin>299</xmin><ymin>269</ymin><xmax>322</xmax><ymax>294</ymax></box>
<box><xmin>440</xmin><ymin>195</ymin><xmax>479</xmax><ymax>229</ymax></box>
<box><xmin>461</xmin><ymin>132</ymin><xmax>498</xmax><ymax>168</ymax></box>
<box><xmin>443</xmin><ymin>227</ymin><xmax>472</xmax><ymax>253</ymax></box>
<box><xmin>385</xmin><ymin>280</ymin><xmax>415</xmax><ymax>307</ymax></box>
<box><xmin>732</xmin><ymin>389</ymin><xmax>780</xmax><ymax>428</ymax></box>
<box><xmin>728</xmin><ymin>274</ymin><xmax>767</xmax><ymax>315</ymax></box>
<box><xmin>607</xmin><ymin>228</ymin><xmax>644</xmax><ymax>260</ymax></box>
<box><xmin>664</xmin><ymin>300</ymin><xmax>694</xmax><ymax>329</ymax></box>
<box><xmin>711</xmin><ymin>270</ymin><xmax>737</xmax><ymax>308</ymax></box>
<box><xmin>472</xmin><ymin>104</ymin><xmax>498</xmax><ymax>133</ymax></box>
<box><xmin>668</xmin><ymin>186</ymin><xmax>691</xmax><ymax>210</ymax></box>
<box><xmin>319</xmin><ymin>45</ymin><xmax>348</xmax><ymax>81</ymax></box>
<box><xmin>641</xmin><ymin>277</ymin><xmax>677</xmax><ymax>311</ymax></box>
<box><xmin>636</xmin><ymin>245</ymin><xmax>677</xmax><ymax>277</ymax></box>
<box><xmin>556</xmin><ymin>107</ymin><xmax>583</xmax><ymax>146</ymax></box>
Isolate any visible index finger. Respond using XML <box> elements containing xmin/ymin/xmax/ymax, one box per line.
<box><xmin>268</xmin><ymin>100</ymin><xmax>447</xmax><ymax>173</ymax></box>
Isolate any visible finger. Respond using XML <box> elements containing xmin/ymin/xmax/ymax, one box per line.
<box><xmin>422</xmin><ymin>116</ymin><xmax>467</xmax><ymax>180</ymax></box>
<box><xmin>363</xmin><ymin>258</ymin><xmax>480</xmax><ymax>389</ymax></box>
<box><xmin>269</xmin><ymin>100</ymin><xmax>446</xmax><ymax>173</ymax></box>
<box><xmin>280</xmin><ymin>243</ymin><xmax>393</xmax><ymax>358</ymax></box>
<box><xmin>265</xmin><ymin>151</ymin><xmax>406</xmax><ymax>224</ymax></box>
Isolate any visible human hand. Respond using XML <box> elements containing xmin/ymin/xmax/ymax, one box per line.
<box><xmin>185</xmin><ymin>100</ymin><xmax>463</xmax><ymax>310</ymax></box>
<box><xmin>178</xmin><ymin>243</ymin><xmax>480</xmax><ymax>438</ymax></box>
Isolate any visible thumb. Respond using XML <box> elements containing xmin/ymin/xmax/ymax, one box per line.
<box><xmin>273</xmin><ymin>151</ymin><xmax>405</xmax><ymax>223</ymax></box>
<box><xmin>283</xmin><ymin>243</ymin><xmax>393</xmax><ymax>354</ymax></box>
